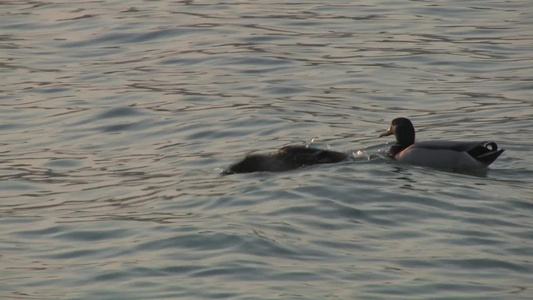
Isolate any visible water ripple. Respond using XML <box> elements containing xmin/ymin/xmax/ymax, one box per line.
<box><xmin>1</xmin><ymin>0</ymin><xmax>532</xmax><ymax>299</ymax></box>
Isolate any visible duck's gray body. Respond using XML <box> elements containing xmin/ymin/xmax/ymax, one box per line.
<box><xmin>396</xmin><ymin>141</ymin><xmax>503</xmax><ymax>169</ymax></box>
<box><xmin>380</xmin><ymin>118</ymin><xmax>504</xmax><ymax>169</ymax></box>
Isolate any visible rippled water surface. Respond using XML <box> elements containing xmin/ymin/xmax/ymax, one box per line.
<box><xmin>1</xmin><ymin>0</ymin><xmax>532</xmax><ymax>299</ymax></box>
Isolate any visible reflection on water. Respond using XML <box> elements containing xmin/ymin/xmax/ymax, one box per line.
<box><xmin>1</xmin><ymin>0</ymin><xmax>532</xmax><ymax>299</ymax></box>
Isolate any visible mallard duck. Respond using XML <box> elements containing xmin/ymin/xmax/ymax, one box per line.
<box><xmin>223</xmin><ymin>145</ymin><xmax>348</xmax><ymax>174</ymax></box>
<box><xmin>379</xmin><ymin>117</ymin><xmax>504</xmax><ymax>169</ymax></box>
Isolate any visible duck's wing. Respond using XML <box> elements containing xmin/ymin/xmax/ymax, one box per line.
<box><xmin>412</xmin><ymin>141</ymin><xmax>486</xmax><ymax>152</ymax></box>
<box><xmin>409</xmin><ymin>141</ymin><xmax>504</xmax><ymax>167</ymax></box>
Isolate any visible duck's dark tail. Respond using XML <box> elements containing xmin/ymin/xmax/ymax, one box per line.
<box><xmin>468</xmin><ymin>142</ymin><xmax>505</xmax><ymax>166</ymax></box>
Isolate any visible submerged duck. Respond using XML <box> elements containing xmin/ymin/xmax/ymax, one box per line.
<box><xmin>379</xmin><ymin>117</ymin><xmax>504</xmax><ymax>169</ymax></box>
<box><xmin>223</xmin><ymin>145</ymin><xmax>348</xmax><ymax>175</ymax></box>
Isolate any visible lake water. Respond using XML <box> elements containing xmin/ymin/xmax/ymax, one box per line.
<box><xmin>1</xmin><ymin>0</ymin><xmax>532</xmax><ymax>299</ymax></box>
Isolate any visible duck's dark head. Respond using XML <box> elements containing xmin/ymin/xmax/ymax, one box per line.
<box><xmin>379</xmin><ymin>117</ymin><xmax>415</xmax><ymax>146</ymax></box>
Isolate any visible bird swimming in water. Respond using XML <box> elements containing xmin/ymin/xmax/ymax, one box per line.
<box><xmin>379</xmin><ymin>117</ymin><xmax>504</xmax><ymax>169</ymax></box>
<box><xmin>222</xmin><ymin>145</ymin><xmax>348</xmax><ymax>175</ymax></box>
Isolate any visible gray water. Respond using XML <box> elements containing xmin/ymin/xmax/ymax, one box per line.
<box><xmin>1</xmin><ymin>1</ymin><xmax>532</xmax><ymax>299</ymax></box>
